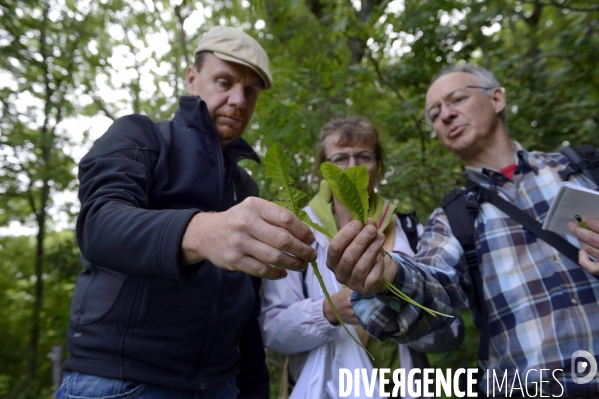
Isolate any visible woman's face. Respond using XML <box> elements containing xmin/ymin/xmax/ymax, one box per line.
<box><xmin>323</xmin><ymin>132</ymin><xmax>379</xmax><ymax>194</ymax></box>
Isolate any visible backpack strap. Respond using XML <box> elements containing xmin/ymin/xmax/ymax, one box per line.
<box><xmin>442</xmin><ymin>182</ymin><xmax>482</xmax><ymax>270</ymax></box>
<box><xmin>559</xmin><ymin>144</ymin><xmax>599</xmax><ymax>185</ymax></box>
<box><xmin>442</xmin><ymin>184</ymin><xmax>489</xmax><ymax>361</ymax></box>
<box><xmin>396</xmin><ymin>211</ymin><xmax>420</xmax><ymax>254</ymax></box>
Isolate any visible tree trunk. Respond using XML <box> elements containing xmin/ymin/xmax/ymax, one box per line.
<box><xmin>25</xmin><ymin>0</ymin><xmax>51</xmax><ymax>385</ymax></box>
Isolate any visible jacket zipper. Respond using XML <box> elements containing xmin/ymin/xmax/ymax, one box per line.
<box><xmin>195</xmin><ymin>121</ymin><xmax>226</xmax><ymax>389</ymax></box>
<box><xmin>196</xmin><ymin>267</ymin><xmax>223</xmax><ymax>390</ymax></box>
<box><xmin>195</xmin><ymin>99</ymin><xmax>251</xmax><ymax>386</ymax></box>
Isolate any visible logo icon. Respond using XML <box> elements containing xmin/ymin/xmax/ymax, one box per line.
<box><xmin>571</xmin><ymin>350</ymin><xmax>597</xmax><ymax>384</ymax></box>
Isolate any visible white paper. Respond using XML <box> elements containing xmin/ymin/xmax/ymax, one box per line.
<box><xmin>542</xmin><ymin>182</ymin><xmax>599</xmax><ymax>237</ymax></box>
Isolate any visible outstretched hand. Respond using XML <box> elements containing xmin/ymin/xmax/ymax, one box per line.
<box><xmin>180</xmin><ymin>197</ymin><xmax>316</xmax><ymax>279</ymax></box>
<box><xmin>569</xmin><ymin>217</ymin><xmax>599</xmax><ymax>275</ymax></box>
<box><xmin>326</xmin><ymin>219</ymin><xmax>397</xmax><ymax>296</ymax></box>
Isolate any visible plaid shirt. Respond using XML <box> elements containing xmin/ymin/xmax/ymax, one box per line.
<box><xmin>352</xmin><ymin>144</ymin><xmax>599</xmax><ymax>396</ymax></box>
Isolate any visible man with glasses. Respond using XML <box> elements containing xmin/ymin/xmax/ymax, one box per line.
<box><xmin>325</xmin><ymin>65</ymin><xmax>599</xmax><ymax>397</ymax></box>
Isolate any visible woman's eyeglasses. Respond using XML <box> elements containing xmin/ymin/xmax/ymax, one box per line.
<box><xmin>326</xmin><ymin>151</ymin><xmax>377</xmax><ymax>169</ymax></box>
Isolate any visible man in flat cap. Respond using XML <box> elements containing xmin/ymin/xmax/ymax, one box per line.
<box><xmin>56</xmin><ymin>26</ymin><xmax>316</xmax><ymax>399</ymax></box>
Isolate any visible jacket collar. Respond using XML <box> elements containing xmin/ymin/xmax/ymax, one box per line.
<box><xmin>465</xmin><ymin>141</ymin><xmax>537</xmax><ymax>186</ymax></box>
<box><xmin>175</xmin><ymin>96</ymin><xmax>260</xmax><ymax>165</ymax></box>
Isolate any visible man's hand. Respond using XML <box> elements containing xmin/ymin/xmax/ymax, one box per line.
<box><xmin>569</xmin><ymin>217</ymin><xmax>599</xmax><ymax>275</ymax></box>
<box><xmin>326</xmin><ymin>219</ymin><xmax>397</xmax><ymax>296</ymax></box>
<box><xmin>180</xmin><ymin>197</ymin><xmax>316</xmax><ymax>279</ymax></box>
<box><xmin>323</xmin><ymin>287</ymin><xmax>358</xmax><ymax>325</ymax></box>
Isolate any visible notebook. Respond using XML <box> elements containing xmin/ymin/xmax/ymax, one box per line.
<box><xmin>542</xmin><ymin>182</ymin><xmax>599</xmax><ymax>237</ymax></box>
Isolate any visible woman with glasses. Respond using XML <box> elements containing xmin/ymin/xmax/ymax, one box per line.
<box><xmin>259</xmin><ymin>116</ymin><xmax>464</xmax><ymax>399</ymax></box>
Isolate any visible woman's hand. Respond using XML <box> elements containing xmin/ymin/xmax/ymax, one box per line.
<box><xmin>323</xmin><ymin>287</ymin><xmax>358</xmax><ymax>325</ymax></box>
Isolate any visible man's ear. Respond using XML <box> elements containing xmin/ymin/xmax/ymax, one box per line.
<box><xmin>185</xmin><ymin>66</ymin><xmax>197</xmax><ymax>95</ymax></box>
<box><xmin>491</xmin><ymin>87</ymin><xmax>506</xmax><ymax>115</ymax></box>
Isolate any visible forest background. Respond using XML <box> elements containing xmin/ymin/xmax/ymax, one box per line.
<box><xmin>1</xmin><ymin>0</ymin><xmax>598</xmax><ymax>397</ymax></box>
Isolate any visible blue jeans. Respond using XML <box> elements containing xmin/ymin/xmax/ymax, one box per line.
<box><xmin>55</xmin><ymin>371</ymin><xmax>239</xmax><ymax>399</ymax></box>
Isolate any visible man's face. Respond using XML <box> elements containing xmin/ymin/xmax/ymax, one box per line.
<box><xmin>425</xmin><ymin>72</ymin><xmax>505</xmax><ymax>160</ymax></box>
<box><xmin>185</xmin><ymin>53</ymin><xmax>263</xmax><ymax>148</ymax></box>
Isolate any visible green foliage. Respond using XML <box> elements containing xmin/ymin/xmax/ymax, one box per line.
<box><xmin>0</xmin><ymin>232</ymin><xmax>79</xmax><ymax>399</ymax></box>
<box><xmin>0</xmin><ymin>0</ymin><xmax>123</xmax><ymax>391</ymax></box>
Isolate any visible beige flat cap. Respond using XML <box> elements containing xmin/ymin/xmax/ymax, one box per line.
<box><xmin>194</xmin><ymin>26</ymin><xmax>273</xmax><ymax>90</ymax></box>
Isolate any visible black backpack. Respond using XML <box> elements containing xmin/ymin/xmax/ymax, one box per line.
<box><xmin>441</xmin><ymin>145</ymin><xmax>599</xmax><ymax>362</ymax></box>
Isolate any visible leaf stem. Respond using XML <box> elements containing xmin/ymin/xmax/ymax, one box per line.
<box><xmin>382</xmin><ymin>278</ymin><xmax>454</xmax><ymax>318</ymax></box>
<box><xmin>310</xmin><ymin>261</ymin><xmax>374</xmax><ymax>360</ymax></box>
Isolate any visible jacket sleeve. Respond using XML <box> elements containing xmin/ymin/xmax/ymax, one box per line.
<box><xmin>405</xmin><ymin>316</ymin><xmax>465</xmax><ymax>353</ymax></box>
<box><xmin>76</xmin><ymin>115</ymin><xmax>198</xmax><ymax>282</ymax></box>
<box><xmin>259</xmin><ymin>247</ymin><xmax>340</xmax><ymax>355</ymax></box>
<box><xmin>395</xmin><ymin>219</ymin><xmax>466</xmax><ymax>353</ymax></box>
<box><xmin>236</xmin><ymin>276</ymin><xmax>269</xmax><ymax>399</ymax></box>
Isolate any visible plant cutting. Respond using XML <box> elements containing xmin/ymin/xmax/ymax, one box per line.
<box><xmin>265</xmin><ymin>142</ymin><xmax>452</xmax><ymax>358</ymax></box>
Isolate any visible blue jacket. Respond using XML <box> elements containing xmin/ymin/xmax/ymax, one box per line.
<box><xmin>64</xmin><ymin>96</ymin><xmax>268</xmax><ymax>396</ymax></box>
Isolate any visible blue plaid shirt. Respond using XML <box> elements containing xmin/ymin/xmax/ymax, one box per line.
<box><xmin>352</xmin><ymin>144</ymin><xmax>599</xmax><ymax>396</ymax></box>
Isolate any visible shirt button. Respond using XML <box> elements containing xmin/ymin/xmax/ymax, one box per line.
<box><xmin>554</xmin><ymin>255</ymin><xmax>562</xmax><ymax>265</ymax></box>
<box><xmin>571</xmin><ymin>297</ymin><xmax>579</xmax><ymax>305</ymax></box>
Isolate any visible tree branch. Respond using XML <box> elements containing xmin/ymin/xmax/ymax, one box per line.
<box><xmin>91</xmin><ymin>95</ymin><xmax>116</xmax><ymax>121</ymax></box>
<box><xmin>365</xmin><ymin>51</ymin><xmax>438</xmax><ymax>193</ymax></box>
<box><xmin>535</xmin><ymin>52</ymin><xmax>599</xmax><ymax>93</ymax></box>
<box><xmin>521</xmin><ymin>0</ymin><xmax>599</xmax><ymax>12</ymax></box>
<box><xmin>306</xmin><ymin>0</ymin><xmax>327</xmax><ymax>21</ymax></box>
<box><xmin>174</xmin><ymin>3</ymin><xmax>190</xmax><ymax>66</ymax></box>
<box><xmin>520</xmin><ymin>0</ymin><xmax>544</xmax><ymax>27</ymax></box>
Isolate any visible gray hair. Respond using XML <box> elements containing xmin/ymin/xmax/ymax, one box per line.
<box><xmin>428</xmin><ymin>64</ymin><xmax>507</xmax><ymax>127</ymax></box>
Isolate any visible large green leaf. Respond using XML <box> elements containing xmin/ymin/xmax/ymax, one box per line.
<box><xmin>320</xmin><ymin>162</ymin><xmax>366</xmax><ymax>224</ymax></box>
<box><xmin>265</xmin><ymin>142</ymin><xmax>306</xmax><ymax>215</ymax></box>
<box><xmin>343</xmin><ymin>165</ymin><xmax>370</xmax><ymax>221</ymax></box>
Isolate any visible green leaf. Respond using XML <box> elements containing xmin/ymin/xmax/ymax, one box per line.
<box><xmin>298</xmin><ymin>209</ymin><xmax>333</xmax><ymax>240</ymax></box>
<box><xmin>343</xmin><ymin>165</ymin><xmax>370</xmax><ymax>220</ymax></box>
<box><xmin>265</xmin><ymin>142</ymin><xmax>306</xmax><ymax>215</ymax></box>
<box><xmin>320</xmin><ymin>162</ymin><xmax>366</xmax><ymax>224</ymax></box>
